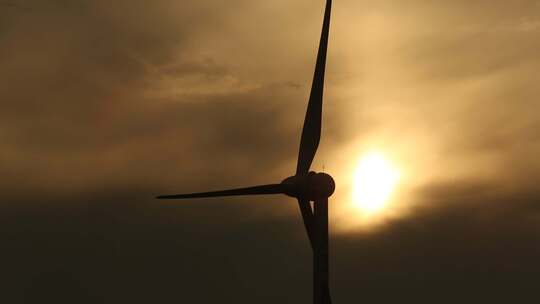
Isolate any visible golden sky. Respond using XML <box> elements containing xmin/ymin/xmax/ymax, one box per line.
<box><xmin>1</xmin><ymin>0</ymin><xmax>540</xmax><ymax>303</ymax></box>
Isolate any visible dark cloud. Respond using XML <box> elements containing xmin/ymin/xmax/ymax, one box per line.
<box><xmin>2</xmin><ymin>181</ymin><xmax>539</xmax><ymax>303</ymax></box>
<box><xmin>335</xmin><ymin>183</ymin><xmax>540</xmax><ymax>303</ymax></box>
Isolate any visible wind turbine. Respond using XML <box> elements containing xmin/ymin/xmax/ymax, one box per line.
<box><xmin>158</xmin><ymin>1</ymin><xmax>334</xmax><ymax>303</ymax></box>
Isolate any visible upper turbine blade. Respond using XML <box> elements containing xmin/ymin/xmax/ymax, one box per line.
<box><xmin>156</xmin><ymin>184</ymin><xmax>284</xmax><ymax>200</ymax></box>
<box><xmin>296</xmin><ymin>0</ymin><xmax>332</xmax><ymax>175</ymax></box>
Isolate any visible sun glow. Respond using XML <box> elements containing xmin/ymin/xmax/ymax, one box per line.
<box><xmin>352</xmin><ymin>152</ymin><xmax>400</xmax><ymax>214</ymax></box>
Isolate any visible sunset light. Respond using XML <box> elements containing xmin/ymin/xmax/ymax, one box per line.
<box><xmin>352</xmin><ymin>152</ymin><xmax>400</xmax><ymax>214</ymax></box>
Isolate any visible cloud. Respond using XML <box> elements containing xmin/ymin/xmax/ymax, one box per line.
<box><xmin>335</xmin><ymin>181</ymin><xmax>540</xmax><ymax>303</ymax></box>
<box><xmin>1</xmin><ymin>0</ymin><xmax>540</xmax><ymax>303</ymax></box>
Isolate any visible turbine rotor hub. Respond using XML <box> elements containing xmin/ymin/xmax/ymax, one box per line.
<box><xmin>281</xmin><ymin>172</ymin><xmax>335</xmax><ymax>200</ymax></box>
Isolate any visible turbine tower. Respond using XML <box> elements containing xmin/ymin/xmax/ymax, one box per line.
<box><xmin>158</xmin><ymin>1</ymin><xmax>333</xmax><ymax>303</ymax></box>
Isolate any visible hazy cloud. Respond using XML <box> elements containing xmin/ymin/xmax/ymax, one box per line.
<box><xmin>1</xmin><ymin>0</ymin><xmax>539</xmax><ymax>303</ymax></box>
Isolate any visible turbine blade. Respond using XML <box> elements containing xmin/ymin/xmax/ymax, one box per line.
<box><xmin>156</xmin><ymin>184</ymin><xmax>284</xmax><ymax>199</ymax></box>
<box><xmin>324</xmin><ymin>286</ymin><xmax>332</xmax><ymax>304</ymax></box>
<box><xmin>313</xmin><ymin>197</ymin><xmax>331</xmax><ymax>304</ymax></box>
<box><xmin>296</xmin><ymin>0</ymin><xmax>332</xmax><ymax>174</ymax></box>
<box><xmin>298</xmin><ymin>198</ymin><xmax>315</xmax><ymax>249</ymax></box>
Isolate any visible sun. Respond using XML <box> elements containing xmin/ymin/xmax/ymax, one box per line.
<box><xmin>352</xmin><ymin>152</ymin><xmax>400</xmax><ymax>214</ymax></box>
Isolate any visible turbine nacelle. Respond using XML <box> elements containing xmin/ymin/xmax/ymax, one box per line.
<box><xmin>281</xmin><ymin>172</ymin><xmax>335</xmax><ymax>200</ymax></box>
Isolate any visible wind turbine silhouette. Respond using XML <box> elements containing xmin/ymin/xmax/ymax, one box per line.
<box><xmin>158</xmin><ymin>1</ymin><xmax>334</xmax><ymax>303</ymax></box>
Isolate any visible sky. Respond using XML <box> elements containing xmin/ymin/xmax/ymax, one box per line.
<box><xmin>1</xmin><ymin>0</ymin><xmax>540</xmax><ymax>303</ymax></box>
